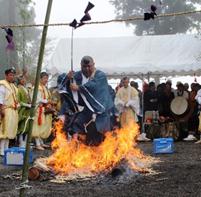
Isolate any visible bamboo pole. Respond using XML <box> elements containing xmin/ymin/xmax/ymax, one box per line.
<box><xmin>70</xmin><ymin>27</ymin><xmax>74</xmax><ymax>71</ymax></box>
<box><xmin>19</xmin><ymin>0</ymin><xmax>53</xmax><ymax>196</ymax></box>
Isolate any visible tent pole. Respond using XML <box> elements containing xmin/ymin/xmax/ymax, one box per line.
<box><xmin>19</xmin><ymin>0</ymin><xmax>53</xmax><ymax>196</ymax></box>
<box><xmin>141</xmin><ymin>74</ymin><xmax>145</xmax><ymax>133</ymax></box>
<box><xmin>147</xmin><ymin>72</ymin><xmax>150</xmax><ymax>82</ymax></box>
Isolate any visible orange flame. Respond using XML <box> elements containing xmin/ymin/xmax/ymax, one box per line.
<box><xmin>47</xmin><ymin>120</ymin><xmax>150</xmax><ymax>175</ymax></box>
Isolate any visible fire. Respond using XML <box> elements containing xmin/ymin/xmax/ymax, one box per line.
<box><xmin>46</xmin><ymin>120</ymin><xmax>151</xmax><ymax>175</ymax></box>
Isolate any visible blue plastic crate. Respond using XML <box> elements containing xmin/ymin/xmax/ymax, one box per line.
<box><xmin>4</xmin><ymin>147</ymin><xmax>33</xmax><ymax>166</ymax></box>
<box><xmin>153</xmin><ymin>138</ymin><xmax>174</xmax><ymax>154</ymax></box>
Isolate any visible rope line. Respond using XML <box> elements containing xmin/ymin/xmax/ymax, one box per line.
<box><xmin>0</xmin><ymin>9</ymin><xmax>201</xmax><ymax>28</ymax></box>
<box><xmin>15</xmin><ymin>180</ymin><xmax>32</xmax><ymax>190</ymax></box>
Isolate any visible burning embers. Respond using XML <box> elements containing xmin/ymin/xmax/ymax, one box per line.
<box><xmin>44</xmin><ymin>120</ymin><xmax>152</xmax><ymax>176</ymax></box>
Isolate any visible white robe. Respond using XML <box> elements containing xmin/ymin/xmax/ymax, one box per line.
<box><xmin>115</xmin><ymin>86</ymin><xmax>139</xmax><ymax>126</ymax></box>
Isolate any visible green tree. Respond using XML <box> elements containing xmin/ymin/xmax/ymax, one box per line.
<box><xmin>16</xmin><ymin>0</ymin><xmax>52</xmax><ymax>81</ymax></box>
<box><xmin>110</xmin><ymin>0</ymin><xmax>201</xmax><ymax>35</ymax></box>
<box><xmin>0</xmin><ymin>0</ymin><xmax>18</xmax><ymax>78</ymax></box>
<box><xmin>0</xmin><ymin>0</ymin><xmax>41</xmax><ymax>79</ymax></box>
<box><xmin>17</xmin><ymin>0</ymin><xmax>41</xmax><ymax>71</ymax></box>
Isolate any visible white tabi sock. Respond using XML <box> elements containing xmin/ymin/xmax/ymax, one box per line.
<box><xmin>35</xmin><ymin>138</ymin><xmax>41</xmax><ymax>147</ymax></box>
<box><xmin>19</xmin><ymin>135</ymin><xmax>27</xmax><ymax>147</ymax></box>
<box><xmin>0</xmin><ymin>139</ymin><xmax>6</xmax><ymax>156</ymax></box>
<box><xmin>4</xmin><ymin>139</ymin><xmax>9</xmax><ymax>150</ymax></box>
<box><xmin>67</xmin><ymin>133</ymin><xmax>72</xmax><ymax>141</ymax></box>
<box><xmin>19</xmin><ymin>135</ymin><xmax>23</xmax><ymax>145</ymax></box>
<box><xmin>39</xmin><ymin>138</ymin><xmax>44</xmax><ymax>145</ymax></box>
<box><xmin>24</xmin><ymin>135</ymin><xmax>27</xmax><ymax>147</ymax></box>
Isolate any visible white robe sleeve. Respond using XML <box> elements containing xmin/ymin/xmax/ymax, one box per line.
<box><xmin>126</xmin><ymin>97</ymin><xmax>140</xmax><ymax>115</ymax></box>
<box><xmin>30</xmin><ymin>89</ymin><xmax>48</xmax><ymax>104</ymax></box>
<box><xmin>0</xmin><ymin>85</ymin><xmax>6</xmax><ymax>105</ymax></box>
<box><xmin>114</xmin><ymin>96</ymin><xmax>125</xmax><ymax>114</ymax></box>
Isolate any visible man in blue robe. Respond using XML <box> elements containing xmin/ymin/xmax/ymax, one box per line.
<box><xmin>58</xmin><ymin>56</ymin><xmax>113</xmax><ymax>145</ymax></box>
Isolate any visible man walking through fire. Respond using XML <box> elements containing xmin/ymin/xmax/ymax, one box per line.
<box><xmin>58</xmin><ymin>56</ymin><xmax>113</xmax><ymax>146</ymax></box>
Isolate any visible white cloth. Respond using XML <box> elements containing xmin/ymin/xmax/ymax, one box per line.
<box><xmin>30</xmin><ymin>87</ymin><xmax>48</xmax><ymax>104</ymax></box>
<box><xmin>0</xmin><ymin>85</ymin><xmax>6</xmax><ymax>105</ymax></box>
<box><xmin>183</xmin><ymin>134</ymin><xmax>197</xmax><ymax>141</ymax></box>
<box><xmin>0</xmin><ymin>139</ymin><xmax>5</xmax><ymax>155</ymax></box>
<box><xmin>126</xmin><ymin>100</ymin><xmax>140</xmax><ymax>115</ymax></box>
<box><xmin>82</xmin><ymin>74</ymin><xmax>89</xmax><ymax>84</ymax></box>
<box><xmin>137</xmin><ymin>133</ymin><xmax>151</xmax><ymax>141</ymax></box>
<box><xmin>174</xmin><ymin>90</ymin><xmax>189</xmax><ymax>100</ymax></box>
<box><xmin>115</xmin><ymin>86</ymin><xmax>140</xmax><ymax>115</ymax></box>
<box><xmin>72</xmin><ymin>73</ymin><xmax>94</xmax><ymax>112</ymax></box>
<box><xmin>195</xmin><ymin>89</ymin><xmax>201</xmax><ymax>105</ymax></box>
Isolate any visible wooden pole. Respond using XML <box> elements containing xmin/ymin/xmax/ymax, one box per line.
<box><xmin>70</xmin><ymin>27</ymin><xmax>74</xmax><ymax>71</ymax></box>
<box><xmin>19</xmin><ymin>0</ymin><xmax>53</xmax><ymax>196</ymax></box>
<box><xmin>22</xmin><ymin>19</ymin><xmax>25</xmax><ymax>71</ymax></box>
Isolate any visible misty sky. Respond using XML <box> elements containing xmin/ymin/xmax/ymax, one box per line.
<box><xmin>33</xmin><ymin>0</ymin><xmax>133</xmax><ymax>40</ymax></box>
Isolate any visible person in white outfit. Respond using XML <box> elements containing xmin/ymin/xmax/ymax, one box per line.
<box><xmin>195</xmin><ymin>86</ymin><xmax>201</xmax><ymax>143</ymax></box>
<box><xmin>0</xmin><ymin>68</ymin><xmax>19</xmax><ymax>156</ymax></box>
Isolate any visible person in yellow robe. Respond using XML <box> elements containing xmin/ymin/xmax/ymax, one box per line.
<box><xmin>0</xmin><ymin>68</ymin><xmax>19</xmax><ymax>156</ymax></box>
<box><xmin>115</xmin><ymin>77</ymin><xmax>139</xmax><ymax>127</ymax></box>
<box><xmin>32</xmin><ymin>72</ymin><xmax>53</xmax><ymax>150</ymax></box>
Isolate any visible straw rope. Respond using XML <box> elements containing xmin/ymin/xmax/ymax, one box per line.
<box><xmin>0</xmin><ymin>9</ymin><xmax>201</xmax><ymax>28</ymax></box>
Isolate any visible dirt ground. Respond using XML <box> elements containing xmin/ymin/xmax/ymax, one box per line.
<box><xmin>0</xmin><ymin>142</ymin><xmax>201</xmax><ymax>197</ymax></box>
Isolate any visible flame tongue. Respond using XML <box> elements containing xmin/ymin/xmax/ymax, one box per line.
<box><xmin>47</xmin><ymin>120</ymin><xmax>150</xmax><ymax>175</ymax></box>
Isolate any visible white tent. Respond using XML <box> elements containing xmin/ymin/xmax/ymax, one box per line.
<box><xmin>48</xmin><ymin>35</ymin><xmax>201</xmax><ymax>77</ymax></box>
